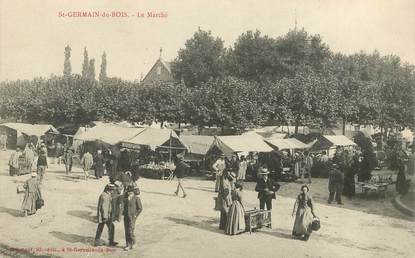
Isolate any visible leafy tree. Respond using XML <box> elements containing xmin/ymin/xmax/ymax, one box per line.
<box><xmin>63</xmin><ymin>45</ymin><xmax>71</xmax><ymax>77</ymax></box>
<box><xmin>171</xmin><ymin>28</ymin><xmax>225</xmax><ymax>87</ymax></box>
<box><xmin>82</xmin><ymin>47</ymin><xmax>89</xmax><ymax>78</ymax></box>
<box><xmin>225</xmin><ymin>30</ymin><xmax>279</xmax><ymax>82</ymax></box>
<box><xmin>99</xmin><ymin>52</ymin><xmax>107</xmax><ymax>82</ymax></box>
<box><xmin>88</xmin><ymin>59</ymin><xmax>96</xmax><ymax>80</ymax></box>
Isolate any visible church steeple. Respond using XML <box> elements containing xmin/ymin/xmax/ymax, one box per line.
<box><xmin>159</xmin><ymin>47</ymin><xmax>163</xmax><ymax>60</ymax></box>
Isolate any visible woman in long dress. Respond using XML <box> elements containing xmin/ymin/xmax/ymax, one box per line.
<box><xmin>21</xmin><ymin>172</ymin><xmax>42</xmax><ymax>216</ymax></box>
<box><xmin>292</xmin><ymin>185</ymin><xmax>316</xmax><ymax>241</ymax></box>
<box><xmin>216</xmin><ymin>171</ymin><xmax>234</xmax><ymax>230</ymax></box>
<box><xmin>225</xmin><ymin>180</ymin><xmax>245</xmax><ymax>235</ymax></box>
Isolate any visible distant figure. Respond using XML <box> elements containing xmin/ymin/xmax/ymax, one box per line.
<box><xmin>37</xmin><ymin>148</ymin><xmax>48</xmax><ymax>183</ymax></box>
<box><xmin>292</xmin><ymin>185</ymin><xmax>317</xmax><ymax>241</ymax></box>
<box><xmin>174</xmin><ymin>154</ymin><xmax>190</xmax><ymax>198</ymax></box>
<box><xmin>21</xmin><ymin>172</ymin><xmax>42</xmax><ymax>216</ymax></box>
<box><xmin>23</xmin><ymin>144</ymin><xmax>35</xmax><ymax>173</ymax></box>
<box><xmin>94</xmin><ymin>150</ymin><xmax>105</xmax><ymax>179</ymax></box>
<box><xmin>212</xmin><ymin>154</ymin><xmax>226</xmax><ymax>192</ymax></box>
<box><xmin>64</xmin><ymin>148</ymin><xmax>74</xmax><ymax>175</ymax></box>
<box><xmin>94</xmin><ymin>184</ymin><xmax>117</xmax><ymax>247</ymax></box>
<box><xmin>55</xmin><ymin>142</ymin><xmax>64</xmax><ymax>164</ymax></box>
<box><xmin>328</xmin><ymin>163</ymin><xmax>344</xmax><ymax>205</ymax></box>
<box><xmin>225</xmin><ymin>180</ymin><xmax>245</xmax><ymax>235</ymax></box>
<box><xmin>0</xmin><ymin>133</ymin><xmax>7</xmax><ymax>150</ymax></box>
<box><xmin>123</xmin><ymin>185</ymin><xmax>143</xmax><ymax>251</ymax></box>
<box><xmin>9</xmin><ymin>148</ymin><xmax>21</xmax><ymax>176</ymax></box>
<box><xmin>302</xmin><ymin>151</ymin><xmax>313</xmax><ymax>184</ymax></box>
<box><xmin>255</xmin><ymin>167</ymin><xmax>278</xmax><ymax>210</ymax></box>
<box><xmin>237</xmin><ymin>156</ymin><xmax>248</xmax><ymax>181</ymax></box>
<box><xmin>81</xmin><ymin>151</ymin><xmax>94</xmax><ymax>180</ymax></box>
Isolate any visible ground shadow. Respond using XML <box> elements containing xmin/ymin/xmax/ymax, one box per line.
<box><xmin>85</xmin><ymin>205</ymin><xmax>96</xmax><ymax>211</ymax></box>
<box><xmin>0</xmin><ymin>243</ymin><xmax>62</xmax><ymax>258</ymax></box>
<box><xmin>49</xmin><ymin>231</ymin><xmax>95</xmax><ymax>245</ymax></box>
<box><xmin>67</xmin><ymin>210</ymin><xmax>96</xmax><ymax>223</ymax></box>
<box><xmin>0</xmin><ymin>206</ymin><xmax>22</xmax><ymax>217</ymax></box>
<box><xmin>165</xmin><ymin>216</ymin><xmax>222</xmax><ymax>235</ymax></box>
<box><xmin>12</xmin><ymin>179</ymin><xmax>26</xmax><ymax>184</ymax></box>
<box><xmin>258</xmin><ymin>229</ymin><xmax>293</xmax><ymax>240</ymax></box>
<box><xmin>141</xmin><ymin>190</ymin><xmax>176</xmax><ymax>197</ymax></box>
<box><xmin>186</xmin><ymin>186</ymin><xmax>216</xmax><ymax>193</ymax></box>
<box><xmin>55</xmin><ymin>175</ymin><xmax>82</xmax><ymax>183</ymax></box>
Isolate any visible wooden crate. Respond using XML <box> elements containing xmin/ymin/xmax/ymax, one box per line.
<box><xmin>244</xmin><ymin>209</ymin><xmax>272</xmax><ymax>234</ymax></box>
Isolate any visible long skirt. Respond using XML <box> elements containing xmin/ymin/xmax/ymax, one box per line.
<box><xmin>225</xmin><ymin>201</ymin><xmax>245</xmax><ymax>235</ymax></box>
<box><xmin>292</xmin><ymin>207</ymin><xmax>313</xmax><ymax>236</ymax></box>
<box><xmin>21</xmin><ymin>192</ymin><xmax>38</xmax><ymax>214</ymax></box>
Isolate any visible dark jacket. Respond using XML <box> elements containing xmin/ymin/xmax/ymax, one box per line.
<box><xmin>255</xmin><ymin>178</ymin><xmax>278</xmax><ymax>199</ymax></box>
<box><xmin>328</xmin><ymin>168</ymin><xmax>344</xmax><ymax>192</ymax></box>
<box><xmin>37</xmin><ymin>155</ymin><xmax>48</xmax><ymax>166</ymax></box>
<box><xmin>174</xmin><ymin>160</ymin><xmax>190</xmax><ymax>179</ymax></box>
<box><xmin>123</xmin><ymin>195</ymin><xmax>143</xmax><ymax>219</ymax></box>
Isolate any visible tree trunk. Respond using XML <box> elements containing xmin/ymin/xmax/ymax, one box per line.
<box><xmin>342</xmin><ymin>118</ymin><xmax>346</xmax><ymax>135</ymax></box>
<box><xmin>294</xmin><ymin>120</ymin><xmax>299</xmax><ymax>134</ymax></box>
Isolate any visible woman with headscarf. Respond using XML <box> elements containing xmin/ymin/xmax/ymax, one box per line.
<box><xmin>225</xmin><ymin>180</ymin><xmax>245</xmax><ymax>235</ymax></box>
<box><xmin>215</xmin><ymin>171</ymin><xmax>235</xmax><ymax>230</ymax></box>
<box><xmin>21</xmin><ymin>172</ymin><xmax>42</xmax><ymax>216</ymax></box>
<box><xmin>292</xmin><ymin>185</ymin><xmax>317</xmax><ymax>241</ymax></box>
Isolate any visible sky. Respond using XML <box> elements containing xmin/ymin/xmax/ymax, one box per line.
<box><xmin>1</xmin><ymin>0</ymin><xmax>414</xmax><ymax>81</ymax></box>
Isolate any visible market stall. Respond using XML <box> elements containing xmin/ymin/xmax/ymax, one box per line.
<box><xmin>120</xmin><ymin>128</ymin><xmax>187</xmax><ymax>179</ymax></box>
<box><xmin>0</xmin><ymin>123</ymin><xmax>59</xmax><ymax>149</ymax></box>
<box><xmin>309</xmin><ymin>135</ymin><xmax>357</xmax><ymax>157</ymax></box>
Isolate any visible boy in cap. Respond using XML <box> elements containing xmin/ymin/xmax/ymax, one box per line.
<box><xmin>123</xmin><ymin>185</ymin><xmax>143</xmax><ymax>251</ymax></box>
<box><xmin>94</xmin><ymin>184</ymin><xmax>117</xmax><ymax>246</ymax></box>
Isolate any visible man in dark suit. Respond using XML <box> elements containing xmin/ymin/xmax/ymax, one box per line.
<box><xmin>123</xmin><ymin>185</ymin><xmax>143</xmax><ymax>251</ymax></box>
<box><xmin>328</xmin><ymin>163</ymin><xmax>344</xmax><ymax>205</ymax></box>
<box><xmin>255</xmin><ymin>167</ymin><xmax>279</xmax><ymax>210</ymax></box>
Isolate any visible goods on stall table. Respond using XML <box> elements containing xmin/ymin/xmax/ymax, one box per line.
<box><xmin>138</xmin><ymin>162</ymin><xmax>175</xmax><ymax>180</ymax></box>
<box><xmin>244</xmin><ymin>209</ymin><xmax>272</xmax><ymax>234</ymax></box>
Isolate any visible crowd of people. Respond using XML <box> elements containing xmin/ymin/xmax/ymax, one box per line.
<box><xmin>5</xmin><ymin>135</ymin><xmax>414</xmax><ymax>250</ymax></box>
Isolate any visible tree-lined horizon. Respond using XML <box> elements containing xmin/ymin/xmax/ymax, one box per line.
<box><xmin>0</xmin><ymin>28</ymin><xmax>414</xmax><ymax>135</ymax></box>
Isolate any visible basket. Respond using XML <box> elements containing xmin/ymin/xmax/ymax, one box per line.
<box><xmin>311</xmin><ymin>217</ymin><xmax>320</xmax><ymax>231</ymax></box>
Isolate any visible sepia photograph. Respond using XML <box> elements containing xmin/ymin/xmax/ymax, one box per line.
<box><xmin>0</xmin><ymin>0</ymin><xmax>414</xmax><ymax>257</ymax></box>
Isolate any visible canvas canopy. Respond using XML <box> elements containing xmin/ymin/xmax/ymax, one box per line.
<box><xmin>1</xmin><ymin>123</ymin><xmax>58</xmax><ymax>136</ymax></box>
<box><xmin>264</xmin><ymin>138</ymin><xmax>308</xmax><ymax>150</ymax></box>
<box><xmin>120</xmin><ymin>128</ymin><xmax>187</xmax><ymax>150</ymax></box>
<box><xmin>309</xmin><ymin>135</ymin><xmax>356</xmax><ymax>152</ymax></box>
<box><xmin>209</xmin><ymin>134</ymin><xmax>273</xmax><ymax>155</ymax></box>
<box><xmin>74</xmin><ymin>124</ymin><xmax>145</xmax><ymax>145</ymax></box>
<box><xmin>180</xmin><ymin>135</ymin><xmax>214</xmax><ymax>155</ymax></box>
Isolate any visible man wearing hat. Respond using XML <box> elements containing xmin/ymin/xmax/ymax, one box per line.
<box><xmin>255</xmin><ymin>166</ymin><xmax>278</xmax><ymax>210</ymax></box>
<box><xmin>37</xmin><ymin>148</ymin><xmax>48</xmax><ymax>183</ymax></box>
<box><xmin>123</xmin><ymin>185</ymin><xmax>143</xmax><ymax>251</ymax></box>
<box><xmin>328</xmin><ymin>163</ymin><xmax>344</xmax><ymax>205</ymax></box>
<box><xmin>212</xmin><ymin>154</ymin><xmax>226</xmax><ymax>192</ymax></box>
<box><xmin>94</xmin><ymin>184</ymin><xmax>117</xmax><ymax>246</ymax></box>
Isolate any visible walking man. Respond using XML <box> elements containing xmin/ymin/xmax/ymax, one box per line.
<box><xmin>123</xmin><ymin>185</ymin><xmax>143</xmax><ymax>251</ymax></box>
<box><xmin>174</xmin><ymin>154</ymin><xmax>190</xmax><ymax>198</ymax></box>
<box><xmin>328</xmin><ymin>163</ymin><xmax>344</xmax><ymax>205</ymax></box>
<box><xmin>81</xmin><ymin>151</ymin><xmax>94</xmax><ymax>180</ymax></box>
<box><xmin>94</xmin><ymin>184</ymin><xmax>117</xmax><ymax>247</ymax></box>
